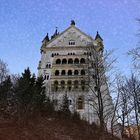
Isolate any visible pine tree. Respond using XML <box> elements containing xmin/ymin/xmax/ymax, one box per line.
<box><xmin>0</xmin><ymin>76</ymin><xmax>12</xmax><ymax>117</ymax></box>
<box><xmin>61</xmin><ymin>94</ymin><xmax>70</xmax><ymax>115</ymax></box>
<box><xmin>32</xmin><ymin>76</ymin><xmax>46</xmax><ymax>115</ymax></box>
<box><xmin>14</xmin><ymin>67</ymin><xmax>35</xmax><ymax>121</ymax></box>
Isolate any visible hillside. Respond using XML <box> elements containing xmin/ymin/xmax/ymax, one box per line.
<box><xmin>0</xmin><ymin>113</ymin><xmax>120</xmax><ymax>140</ymax></box>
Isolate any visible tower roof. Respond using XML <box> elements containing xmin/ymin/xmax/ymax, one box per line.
<box><xmin>95</xmin><ymin>31</ymin><xmax>103</xmax><ymax>41</ymax></box>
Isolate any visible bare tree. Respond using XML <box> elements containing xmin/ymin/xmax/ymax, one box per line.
<box><xmin>116</xmin><ymin>74</ymin><xmax>140</xmax><ymax>140</ymax></box>
<box><xmin>0</xmin><ymin>59</ymin><xmax>9</xmax><ymax>83</ymax></box>
<box><xmin>125</xmin><ymin>74</ymin><xmax>140</xmax><ymax>140</ymax></box>
<box><xmin>114</xmin><ymin>75</ymin><xmax>132</xmax><ymax>138</ymax></box>
<box><xmin>85</xmin><ymin>41</ymin><xmax>117</xmax><ymax>134</ymax></box>
<box><xmin>128</xmin><ymin>47</ymin><xmax>140</xmax><ymax>73</ymax></box>
<box><xmin>128</xmin><ymin>19</ymin><xmax>140</xmax><ymax>74</ymax></box>
<box><xmin>110</xmin><ymin>74</ymin><xmax>123</xmax><ymax>139</ymax></box>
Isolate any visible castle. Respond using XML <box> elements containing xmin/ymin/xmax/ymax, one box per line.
<box><xmin>37</xmin><ymin>21</ymin><xmax>118</xmax><ymax>133</ymax></box>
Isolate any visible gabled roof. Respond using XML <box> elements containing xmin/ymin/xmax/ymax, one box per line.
<box><xmin>44</xmin><ymin>24</ymin><xmax>94</xmax><ymax>46</ymax></box>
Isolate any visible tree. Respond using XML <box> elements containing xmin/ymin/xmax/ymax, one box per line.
<box><xmin>60</xmin><ymin>94</ymin><xmax>70</xmax><ymax>115</ymax></box>
<box><xmin>14</xmin><ymin>67</ymin><xmax>36</xmax><ymax>122</ymax></box>
<box><xmin>14</xmin><ymin>68</ymin><xmax>47</xmax><ymax>122</ymax></box>
<box><xmin>128</xmin><ymin>19</ymin><xmax>140</xmax><ymax>74</ymax></box>
<box><xmin>0</xmin><ymin>76</ymin><xmax>12</xmax><ymax>117</ymax></box>
<box><xmin>31</xmin><ymin>76</ymin><xmax>46</xmax><ymax>115</ymax></box>
<box><xmin>110</xmin><ymin>75</ymin><xmax>123</xmax><ymax>139</ymax></box>
<box><xmin>114</xmin><ymin>75</ymin><xmax>131</xmax><ymax>138</ymax></box>
<box><xmin>116</xmin><ymin>74</ymin><xmax>140</xmax><ymax>139</ymax></box>
<box><xmin>0</xmin><ymin>59</ymin><xmax>9</xmax><ymax>83</ymax></box>
<box><xmin>85</xmin><ymin>41</ymin><xmax>117</xmax><ymax>134</ymax></box>
<box><xmin>125</xmin><ymin>74</ymin><xmax>140</xmax><ymax>140</ymax></box>
<box><xmin>128</xmin><ymin>47</ymin><xmax>140</xmax><ymax>73</ymax></box>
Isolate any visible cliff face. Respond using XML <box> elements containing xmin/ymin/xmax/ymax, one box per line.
<box><xmin>0</xmin><ymin>115</ymin><xmax>120</xmax><ymax>140</ymax></box>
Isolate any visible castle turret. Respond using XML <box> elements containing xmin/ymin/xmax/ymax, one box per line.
<box><xmin>95</xmin><ymin>31</ymin><xmax>104</xmax><ymax>52</ymax></box>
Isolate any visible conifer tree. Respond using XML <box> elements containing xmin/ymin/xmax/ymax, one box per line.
<box><xmin>14</xmin><ymin>67</ymin><xmax>35</xmax><ymax>121</ymax></box>
<box><xmin>61</xmin><ymin>94</ymin><xmax>70</xmax><ymax>115</ymax></box>
<box><xmin>0</xmin><ymin>76</ymin><xmax>12</xmax><ymax>116</ymax></box>
<box><xmin>32</xmin><ymin>76</ymin><xmax>46</xmax><ymax>115</ymax></box>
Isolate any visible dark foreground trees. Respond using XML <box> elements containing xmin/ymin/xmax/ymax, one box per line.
<box><xmin>14</xmin><ymin>68</ymin><xmax>46</xmax><ymax>121</ymax></box>
<box><xmin>0</xmin><ymin>67</ymin><xmax>55</xmax><ymax>123</ymax></box>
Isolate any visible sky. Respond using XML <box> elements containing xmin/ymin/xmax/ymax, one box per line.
<box><xmin>0</xmin><ymin>0</ymin><xmax>140</xmax><ymax>75</ymax></box>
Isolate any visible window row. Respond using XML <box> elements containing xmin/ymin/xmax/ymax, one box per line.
<box><xmin>51</xmin><ymin>52</ymin><xmax>92</xmax><ymax>58</ymax></box>
<box><xmin>68</xmin><ymin>53</ymin><xmax>75</xmax><ymax>55</ymax></box>
<box><xmin>54</xmin><ymin>80</ymin><xmax>86</xmax><ymax>85</ymax></box>
<box><xmin>54</xmin><ymin>80</ymin><xmax>86</xmax><ymax>91</ymax></box>
<box><xmin>69</xmin><ymin>40</ymin><xmax>75</xmax><ymax>45</ymax></box>
<box><xmin>54</xmin><ymin>96</ymin><xmax>84</xmax><ymax>110</ymax></box>
<box><xmin>56</xmin><ymin>58</ymin><xmax>86</xmax><ymax>64</ymax></box>
<box><xmin>55</xmin><ymin>69</ymin><xmax>85</xmax><ymax>76</ymax></box>
<box><xmin>84</xmin><ymin>52</ymin><xmax>91</xmax><ymax>56</ymax></box>
<box><xmin>52</xmin><ymin>53</ymin><xmax>59</xmax><ymax>57</ymax></box>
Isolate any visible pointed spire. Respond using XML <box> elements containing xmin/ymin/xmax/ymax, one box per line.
<box><xmin>44</xmin><ymin>33</ymin><xmax>49</xmax><ymax>42</ymax></box>
<box><xmin>51</xmin><ymin>27</ymin><xmax>59</xmax><ymax>39</ymax></box>
<box><xmin>55</xmin><ymin>27</ymin><xmax>58</xmax><ymax>35</ymax></box>
<box><xmin>71</xmin><ymin>20</ymin><xmax>75</xmax><ymax>26</ymax></box>
<box><xmin>95</xmin><ymin>31</ymin><xmax>103</xmax><ymax>41</ymax></box>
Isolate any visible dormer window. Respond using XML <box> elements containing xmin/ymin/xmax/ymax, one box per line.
<box><xmin>69</xmin><ymin>40</ymin><xmax>75</xmax><ymax>45</ymax></box>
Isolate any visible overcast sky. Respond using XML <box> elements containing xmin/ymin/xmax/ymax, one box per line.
<box><xmin>0</xmin><ymin>0</ymin><xmax>140</xmax><ymax>75</ymax></box>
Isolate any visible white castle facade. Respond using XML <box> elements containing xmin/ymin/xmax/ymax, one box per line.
<box><xmin>37</xmin><ymin>21</ymin><xmax>119</xmax><ymax>134</ymax></box>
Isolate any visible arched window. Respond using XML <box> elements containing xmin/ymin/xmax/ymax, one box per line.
<box><xmin>77</xmin><ymin>97</ymin><xmax>84</xmax><ymax>109</ymax></box>
<box><xmin>68</xmin><ymin>58</ymin><xmax>73</xmax><ymax>64</ymax></box>
<box><xmin>46</xmin><ymin>64</ymin><xmax>48</xmax><ymax>68</ymax></box>
<box><xmin>81</xmin><ymin>80</ymin><xmax>85</xmax><ymax>85</ymax></box>
<box><xmin>44</xmin><ymin>75</ymin><xmax>46</xmax><ymax>80</ymax></box>
<box><xmin>54</xmin><ymin>81</ymin><xmax>58</xmax><ymax>92</ymax></box>
<box><xmin>74</xmin><ymin>58</ymin><xmax>79</xmax><ymax>64</ymax></box>
<box><xmin>67</xmin><ymin>80</ymin><xmax>72</xmax><ymax>85</ymax></box>
<box><xmin>80</xmin><ymin>58</ymin><xmax>85</xmax><ymax>64</ymax></box>
<box><xmin>74</xmin><ymin>70</ymin><xmax>79</xmax><ymax>75</ymax></box>
<box><xmin>48</xmin><ymin>64</ymin><xmax>51</xmax><ymax>68</ymax></box>
<box><xmin>62</xmin><ymin>59</ymin><xmax>67</xmax><ymax>64</ymax></box>
<box><xmin>67</xmin><ymin>80</ymin><xmax>72</xmax><ymax>91</ymax></box>
<box><xmin>68</xmin><ymin>70</ymin><xmax>72</xmax><ymax>75</ymax></box>
<box><xmin>74</xmin><ymin>80</ymin><xmax>78</xmax><ymax>89</ymax></box>
<box><xmin>56</xmin><ymin>59</ymin><xmax>61</xmax><ymax>64</ymax></box>
<box><xmin>81</xmin><ymin>70</ymin><xmax>85</xmax><ymax>75</ymax></box>
<box><xmin>54</xmin><ymin>81</ymin><xmax>58</xmax><ymax>85</ymax></box>
<box><xmin>81</xmin><ymin>80</ymin><xmax>85</xmax><ymax>91</ymax></box>
<box><xmin>61</xmin><ymin>81</ymin><xmax>65</xmax><ymax>89</ymax></box>
<box><xmin>55</xmin><ymin>70</ymin><xmax>59</xmax><ymax>76</ymax></box>
<box><xmin>69</xmin><ymin>40</ymin><xmax>75</xmax><ymax>45</ymax></box>
<box><xmin>61</xmin><ymin>70</ymin><xmax>66</xmax><ymax>75</ymax></box>
<box><xmin>51</xmin><ymin>54</ymin><xmax>54</xmax><ymax>57</ymax></box>
<box><xmin>47</xmin><ymin>75</ymin><xmax>49</xmax><ymax>80</ymax></box>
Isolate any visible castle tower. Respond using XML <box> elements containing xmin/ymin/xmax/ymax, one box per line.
<box><xmin>37</xmin><ymin>21</ymin><xmax>119</xmax><ymax>135</ymax></box>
